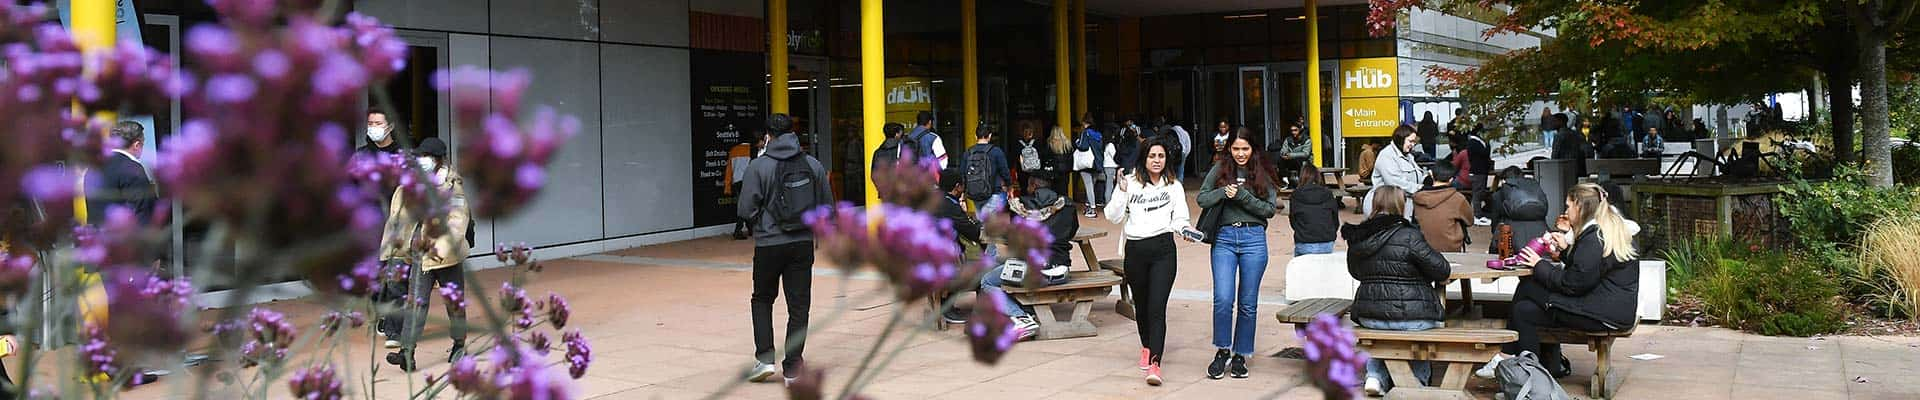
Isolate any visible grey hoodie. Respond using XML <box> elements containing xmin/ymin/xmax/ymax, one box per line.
<box><xmin>737</xmin><ymin>133</ymin><xmax>832</xmax><ymax>247</ymax></box>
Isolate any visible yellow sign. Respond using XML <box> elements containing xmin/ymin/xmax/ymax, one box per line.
<box><xmin>885</xmin><ymin>77</ymin><xmax>933</xmax><ymax>126</ymax></box>
<box><xmin>1339</xmin><ymin>57</ymin><xmax>1398</xmax><ymax>99</ymax></box>
<box><xmin>1340</xmin><ymin>97</ymin><xmax>1401</xmax><ymax>137</ymax></box>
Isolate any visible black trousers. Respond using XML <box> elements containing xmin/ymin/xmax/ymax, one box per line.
<box><xmin>399</xmin><ymin>265</ymin><xmax>468</xmax><ymax>352</ymax></box>
<box><xmin>752</xmin><ymin>241</ymin><xmax>814</xmax><ymax>368</ymax></box>
<box><xmin>1125</xmin><ymin>234</ymin><xmax>1178</xmax><ymax>364</ymax></box>
<box><xmin>1503</xmin><ymin>279</ymin><xmax>1612</xmax><ymax>366</ymax></box>
<box><xmin>1469</xmin><ymin>174</ymin><xmax>1489</xmax><ymax>218</ymax></box>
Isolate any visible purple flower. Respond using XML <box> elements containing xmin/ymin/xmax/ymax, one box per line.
<box><xmin>545</xmin><ymin>293</ymin><xmax>571</xmax><ymax>329</ymax></box>
<box><xmin>332</xmin><ymin>258</ymin><xmax>380</xmax><ymax>296</ymax></box>
<box><xmin>20</xmin><ymin>166</ymin><xmax>75</xmax><ymax>203</ymax></box>
<box><xmin>491</xmin><ymin>342</ymin><xmax>572</xmax><ymax>399</ymax></box>
<box><xmin>515</xmin><ymin>305</ymin><xmax>537</xmax><ymax>331</ymax></box>
<box><xmin>79</xmin><ymin>323</ymin><xmax>118</xmax><ymax>378</ymax></box>
<box><xmin>288</xmin><ymin>364</ymin><xmax>344</xmax><ymax>400</ymax></box>
<box><xmin>500</xmin><ymin>283</ymin><xmax>530</xmax><ymax>312</ymax></box>
<box><xmin>0</xmin><ymin>252</ymin><xmax>35</xmax><ymax>293</ymax></box>
<box><xmin>102</xmin><ymin>267</ymin><xmax>194</xmax><ymax>352</ymax></box>
<box><xmin>207</xmin><ymin>0</ymin><xmax>276</xmax><ymax>27</ymax></box>
<box><xmin>184</xmin><ymin>25</ymin><xmax>239</xmax><ymax>66</ymax></box>
<box><xmin>1299</xmin><ymin>313</ymin><xmax>1368</xmax><ymax>398</ymax></box>
<box><xmin>310</xmin><ymin>53</ymin><xmax>367</xmax><ymax>98</ymax></box>
<box><xmin>439</xmin><ymin>282</ymin><xmax>467</xmax><ymax>311</ymax></box>
<box><xmin>524</xmin><ymin>331</ymin><xmax>552</xmax><ymax>355</ymax></box>
<box><xmin>240</xmin><ymin>307</ymin><xmax>297</xmax><ymax>368</ymax></box>
<box><xmin>252</xmin><ymin>50</ymin><xmax>291</xmax><ymax>80</ymax></box>
<box><xmin>319</xmin><ymin>311</ymin><xmax>365</xmax><ymax>335</ymax></box>
<box><xmin>562</xmin><ymin>329</ymin><xmax>591</xmax><ymax>379</ymax></box>
<box><xmin>966</xmin><ymin>292</ymin><xmax>1019</xmax><ymax>365</ymax></box>
<box><xmin>446</xmin><ymin>356</ymin><xmax>488</xmax><ymax>393</ymax></box>
<box><xmin>204</xmin><ymin>74</ymin><xmax>256</xmax><ymax>103</ymax></box>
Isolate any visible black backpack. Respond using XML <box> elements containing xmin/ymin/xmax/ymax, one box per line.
<box><xmin>872</xmin><ymin>138</ymin><xmax>903</xmax><ymax>175</ymax></box>
<box><xmin>765</xmin><ymin>158</ymin><xmax>819</xmax><ymax>233</ymax></box>
<box><xmin>963</xmin><ymin>145</ymin><xmax>996</xmax><ymax>201</ymax></box>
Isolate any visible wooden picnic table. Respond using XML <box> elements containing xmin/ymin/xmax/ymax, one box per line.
<box><xmin>1439</xmin><ymin>253</ymin><xmax>1532</xmax><ymax>317</ymax></box>
<box><xmin>1071</xmin><ymin>227</ymin><xmax>1105</xmax><ymax>272</ymax></box>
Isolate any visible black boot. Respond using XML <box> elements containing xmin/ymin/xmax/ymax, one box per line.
<box><xmin>448</xmin><ymin>341</ymin><xmax>467</xmax><ymax>363</ymax></box>
<box><xmin>386</xmin><ymin>349</ymin><xmax>416</xmax><ymax>372</ymax></box>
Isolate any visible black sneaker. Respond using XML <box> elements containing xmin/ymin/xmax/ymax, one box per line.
<box><xmin>1206</xmin><ymin>349</ymin><xmax>1230</xmax><ymax>380</ymax></box>
<box><xmin>448</xmin><ymin>341</ymin><xmax>467</xmax><ymax>363</ymax></box>
<box><xmin>941</xmin><ymin>308</ymin><xmax>970</xmax><ymax>325</ymax></box>
<box><xmin>1229</xmin><ymin>354</ymin><xmax>1249</xmax><ymax>378</ymax></box>
<box><xmin>1551</xmin><ymin>356</ymin><xmax>1573</xmax><ymax>379</ymax></box>
<box><xmin>386</xmin><ymin>350</ymin><xmax>416</xmax><ymax>372</ymax></box>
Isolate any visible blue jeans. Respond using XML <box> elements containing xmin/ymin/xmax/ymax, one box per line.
<box><xmin>1209</xmin><ymin>225</ymin><xmax>1268</xmax><ymax>356</ymax></box>
<box><xmin>1294</xmin><ymin>241</ymin><xmax>1334</xmax><ymax>256</ymax></box>
<box><xmin>1356</xmin><ymin>318</ymin><xmax>1441</xmax><ymax>391</ymax></box>
<box><xmin>978</xmin><ymin>263</ymin><xmax>1027</xmax><ymax>318</ymax></box>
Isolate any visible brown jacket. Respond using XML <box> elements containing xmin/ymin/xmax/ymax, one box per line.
<box><xmin>380</xmin><ymin>170</ymin><xmax>470</xmax><ymax>270</ymax></box>
<box><xmin>1355</xmin><ymin>146</ymin><xmax>1378</xmax><ymax>184</ymax></box>
<box><xmin>1411</xmin><ymin>186</ymin><xmax>1472</xmax><ymax>252</ymax></box>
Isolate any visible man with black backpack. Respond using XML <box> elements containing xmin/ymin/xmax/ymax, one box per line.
<box><xmin>737</xmin><ymin>113</ymin><xmax>831</xmax><ymax>385</ymax></box>
<box><xmin>960</xmin><ymin>122</ymin><xmax>1012</xmax><ymax>212</ymax></box>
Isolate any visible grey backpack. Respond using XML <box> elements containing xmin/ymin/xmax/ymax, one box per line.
<box><xmin>1494</xmin><ymin>351</ymin><xmax>1573</xmax><ymax>400</ymax></box>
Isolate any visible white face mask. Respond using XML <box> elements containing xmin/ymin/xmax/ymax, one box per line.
<box><xmin>368</xmin><ymin>126</ymin><xmax>389</xmax><ymax>142</ymax></box>
<box><xmin>417</xmin><ymin>156</ymin><xmax>437</xmax><ymax>172</ymax></box>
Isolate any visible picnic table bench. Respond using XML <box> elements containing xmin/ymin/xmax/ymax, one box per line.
<box><xmin>1095</xmin><ymin>259</ymin><xmax>1133</xmax><ymax>320</ymax></box>
<box><xmin>1274</xmin><ymin>298</ymin><xmax>1353</xmax><ymax>331</ymax></box>
<box><xmin>1354</xmin><ymin>327</ymin><xmax>1517</xmax><ymax>400</ymax></box>
<box><xmin>1003</xmin><ymin>270</ymin><xmax>1122</xmax><ymax>340</ymax></box>
<box><xmin>1542</xmin><ymin>325</ymin><xmax>1634</xmax><ymax>399</ymax></box>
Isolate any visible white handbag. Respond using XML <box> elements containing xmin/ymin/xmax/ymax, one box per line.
<box><xmin>1073</xmin><ymin>148</ymin><xmax>1095</xmax><ymax>170</ymax></box>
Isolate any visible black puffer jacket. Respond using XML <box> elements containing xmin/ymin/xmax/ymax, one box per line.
<box><xmin>1531</xmin><ymin>226</ymin><xmax>1640</xmax><ymax>329</ymax></box>
<box><xmin>1489</xmin><ymin>177</ymin><xmax>1551</xmax><ymax>253</ymax></box>
<box><xmin>1289</xmin><ymin>184</ymin><xmax>1340</xmax><ymax>243</ymax></box>
<box><xmin>1013</xmin><ymin>188</ymin><xmax>1079</xmax><ymax>267</ymax></box>
<box><xmin>1342</xmin><ymin>215</ymin><xmax>1452</xmax><ymax>322</ymax></box>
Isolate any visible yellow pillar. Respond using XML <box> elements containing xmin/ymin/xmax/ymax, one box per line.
<box><xmin>72</xmin><ymin>0</ymin><xmax>117</xmax><ymax>224</ymax></box>
<box><xmin>769</xmin><ymin>0</ymin><xmax>789</xmax><ymax>115</ymax></box>
<box><xmin>963</xmin><ymin>0</ymin><xmax>979</xmax><ymax>146</ymax></box>
<box><xmin>1053</xmin><ymin>0</ymin><xmax>1070</xmax><ymax>137</ymax></box>
<box><xmin>1071</xmin><ymin>0</ymin><xmax>1087</xmax><ymax>121</ymax></box>
<box><xmin>1306</xmin><ymin>0</ymin><xmax>1323</xmax><ymax>168</ymax></box>
<box><xmin>861</xmin><ymin>0</ymin><xmax>885</xmax><ymax>210</ymax></box>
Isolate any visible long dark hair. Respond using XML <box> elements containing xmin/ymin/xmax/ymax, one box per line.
<box><xmin>1210</xmin><ymin>130</ymin><xmax>1276</xmax><ymax>199</ymax></box>
<box><xmin>1132</xmin><ymin>137</ymin><xmax>1182</xmax><ymax>186</ymax></box>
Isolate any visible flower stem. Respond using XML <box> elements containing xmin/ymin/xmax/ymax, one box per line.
<box><xmin>837</xmin><ymin>307</ymin><xmax>905</xmax><ymax>399</ymax></box>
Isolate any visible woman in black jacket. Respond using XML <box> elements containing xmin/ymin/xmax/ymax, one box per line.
<box><xmin>1477</xmin><ymin>183</ymin><xmax>1640</xmax><ymax>380</ymax></box>
<box><xmin>1486</xmin><ymin>166</ymin><xmax>1550</xmax><ymax>254</ymax></box>
<box><xmin>1289</xmin><ymin>164</ymin><xmax>1339</xmax><ymax>255</ymax></box>
<box><xmin>1341</xmin><ymin>185</ymin><xmax>1451</xmax><ymax>396</ymax></box>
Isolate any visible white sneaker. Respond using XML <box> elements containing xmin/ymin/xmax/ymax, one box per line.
<box><xmin>1475</xmin><ymin>217</ymin><xmax>1493</xmax><ymax>226</ymax></box>
<box><xmin>1363</xmin><ymin>376</ymin><xmax>1384</xmax><ymax>397</ymax></box>
<box><xmin>383</xmin><ymin>340</ymin><xmax>401</xmax><ymax>349</ymax></box>
<box><xmin>1013</xmin><ymin>316</ymin><xmax>1040</xmax><ymax>341</ymax></box>
<box><xmin>746</xmin><ymin>362</ymin><xmax>777</xmax><ymax>383</ymax></box>
<box><xmin>1475</xmin><ymin>353</ymin><xmax>1509</xmax><ymax>379</ymax></box>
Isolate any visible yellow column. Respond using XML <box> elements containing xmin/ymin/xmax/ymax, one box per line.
<box><xmin>1071</xmin><ymin>0</ymin><xmax>1087</xmax><ymax>120</ymax></box>
<box><xmin>72</xmin><ymin>0</ymin><xmax>117</xmax><ymax>224</ymax></box>
<box><xmin>1306</xmin><ymin>0</ymin><xmax>1323</xmax><ymax>168</ymax></box>
<box><xmin>861</xmin><ymin>0</ymin><xmax>885</xmax><ymax>210</ymax></box>
<box><xmin>769</xmin><ymin>0</ymin><xmax>789</xmax><ymax>115</ymax></box>
<box><xmin>1053</xmin><ymin>0</ymin><xmax>1070</xmax><ymax>137</ymax></box>
<box><xmin>963</xmin><ymin>0</ymin><xmax>979</xmax><ymax>146</ymax></box>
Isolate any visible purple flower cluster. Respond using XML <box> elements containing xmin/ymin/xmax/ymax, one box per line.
<box><xmin>441</xmin><ymin>342</ymin><xmax>573</xmax><ymax>399</ymax></box>
<box><xmin>318</xmin><ymin>311</ymin><xmax>365</xmax><ymax>335</ymax></box>
<box><xmin>562</xmin><ymin>329</ymin><xmax>591</xmax><ymax>379</ymax></box>
<box><xmin>438</xmin><ymin>282</ymin><xmax>467</xmax><ymax>311</ymax></box>
<box><xmin>977</xmin><ymin>197</ymin><xmax>1056</xmax><ymax>277</ymax></box>
<box><xmin>435</xmin><ymin>66</ymin><xmax>578</xmax><ymax>218</ymax></box>
<box><xmin>868</xmin><ymin>155</ymin><xmax>944</xmax><ymax>210</ymax></box>
<box><xmin>101</xmin><ymin>266</ymin><xmax>194</xmax><ymax>353</ymax></box>
<box><xmin>966</xmin><ymin>291</ymin><xmax>1020</xmax><ymax>365</ymax></box>
<box><xmin>79</xmin><ymin>323</ymin><xmax>119</xmax><ymax>379</ymax></box>
<box><xmin>804</xmin><ymin>203</ymin><xmax>965</xmax><ymax>301</ymax></box>
<box><xmin>287</xmin><ymin>364</ymin><xmax>344</xmax><ymax>400</ymax></box>
<box><xmin>0</xmin><ymin>251</ymin><xmax>37</xmax><ymax>294</ymax></box>
<box><xmin>544</xmin><ymin>292</ymin><xmax>571</xmax><ymax>329</ymax></box>
<box><xmin>1299</xmin><ymin>313</ymin><xmax>1368</xmax><ymax>398</ymax></box>
<box><xmin>334</xmin><ymin>257</ymin><xmax>381</xmax><ymax>296</ymax></box>
<box><xmin>524</xmin><ymin>330</ymin><xmax>552</xmax><ymax>355</ymax></box>
<box><xmin>239</xmin><ymin>307</ymin><xmax>297</xmax><ymax>368</ymax></box>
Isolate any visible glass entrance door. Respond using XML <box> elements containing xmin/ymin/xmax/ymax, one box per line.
<box><xmin>1238</xmin><ymin>66</ymin><xmax>1269</xmax><ymax>144</ymax></box>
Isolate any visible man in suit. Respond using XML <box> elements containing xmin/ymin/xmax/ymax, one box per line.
<box><xmin>90</xmin><ymin>121</ymin><xmax>157</xmax><ymax>225</ymax></box>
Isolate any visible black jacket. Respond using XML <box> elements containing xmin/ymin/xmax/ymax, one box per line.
<box><xmin>1530</xmin><ymin>226</ymin><xmax>1639</xmax><ymax>329</ymax></box>
<box><xmin>1342</xmin><ymin>215</ymin><xmax>1452</xmax><ymax>322</ymax></box>
<box><xmin>1013</xmin><ymin>188</ymin><xmax>1078</xmax><ymax>266</ymax></box>
<box><xmin>1417</xmin><ymin>119</ymin><xmax>1441</xmax><ymax>145</ymax></box>
<box><xmin>937</xmin><ymin>194</ymin><xmax>983</xmax><ymax>251</ymax></box>
<box><xmin>1289</xmin><ymin>184</ymin><xmax>1340</xmax><ymax>243</ymax></box>
<box><xmin>1467</xmin><ymin>136</ymin><xmax>1493</xmax><ymax>175</ymax></box>
<box><xmin>1488</xmin><ymin>177</ymin><xmax>1551</xmax><ymax>253</ymax></box>
<box><xmin>88</xmin><ymin>151</ymin><xmax>157</xmax><ymax>225</ymax></box>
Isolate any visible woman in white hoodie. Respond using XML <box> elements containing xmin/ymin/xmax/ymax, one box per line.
<box><xmin>1105</xmin><ymin>137</ymin><xmax>1194</xmax><ymax>386</ymax></box>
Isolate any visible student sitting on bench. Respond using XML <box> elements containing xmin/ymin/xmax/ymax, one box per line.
<box><xmin>1342</xmin><ymin>185</ymin><xmax>1452</xmax><ymax>396</ymax></box>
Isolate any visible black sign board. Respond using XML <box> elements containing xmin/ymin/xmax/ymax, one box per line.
<box><xmin>690</xmin><ymin>49</ymin><xmax>767</xmax><ymax>227</ymax></box>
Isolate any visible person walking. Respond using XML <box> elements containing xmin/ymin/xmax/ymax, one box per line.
<box><xmin>379</xmin><ymin>137</ymin><xmax>470</xmax><ymax>372</ymax></box>
<box><xmin>959</xmin><ymin>122</ymin><xmax>1012</xmax><ymax>210</ymax></box>
<box><xmin>1196</xmin><ymin>130</ymin><xmax>1278</xmax><ymax>380</ymax></box>
<box><xmin>1416</xmin><ymin>111</ymin><xmax>1441</xmax><ymax>158</ymax></box>
<box><xmin>1344</xmin><ymin>185</ymin><xmax>1453</xmax><ymax>396</ymax></box>
<box><xmin>1046</xmin><ymin>124</ymin><xmax>1074</xmax><ymax>196</ymax></box>
<box><xmin>1478</xmin><ymin>183</ymin><xmax>1640</xmax><ymax>380</ymax></box>
<box><xmin>737</xmin><ymin>114</ymin><xmax>832</xmax><ymax>385</ymax></box>
<box><xmin>1106</xmin><ymin>122</ymin><xmax>1140</xmax><ymax>202</ymax></box>
<box><xmin>1105</xmin><ymin>137</ymin><xmax>1193</xmax><ymax>386</ymax></box>
<box><xmin>1290</xmin><ymin>164</ymin><xmax>1340</xmax><ymax>255</ymax></box>
<box><xmin>1075</xmin><ymin>117</ymin><xmax>1106</xmax><ymax>217</ymax></box>
<box><xmin>1366</xmin><ymin>125</ymin><xmax>1426</xmax><ymax>218</ymax></box>
<box><xmin>909</xmin><ymin>111</ymin><xmax>947</xmax><ymax>169</ymax></box>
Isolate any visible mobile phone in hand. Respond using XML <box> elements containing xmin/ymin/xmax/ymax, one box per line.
<box><xmin>1180</xmin><ymin>228</ymin><xmax>1206</xmax><ymax>243</ymax></box>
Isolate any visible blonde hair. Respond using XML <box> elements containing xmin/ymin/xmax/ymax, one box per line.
<box><xmin>1047</xmin><ymin>126</ymin><xmax>1072</xmax><ymax>154</ymax></box>
<box><xmin>1567</xmin><ymin>183</ymin><xmax>1637</xmax><ymax>262</ymax></box>
<box><xmin>1371</xmin><ymin>186</ymin><xmax>1407</xmax><ymax>217</ymax></box>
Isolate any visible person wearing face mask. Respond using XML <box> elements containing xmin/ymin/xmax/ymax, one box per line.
<box><xmin>378</xmin><ymin>137</ymin><xmax>471</xmax><ymax>372</ymax></box>
<box><xmin>360</xmin><ymin>109</ymin><xmax>408</xmax><ymax>155</ymax></box>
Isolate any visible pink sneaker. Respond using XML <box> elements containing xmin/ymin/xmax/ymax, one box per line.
<box><xmin>1145</xmin><ymin>363</ymin><xmax>1163</xmax><ymax>386</ymax></box>
<box><xmin>1139</xmin><ymin>348</ymin><xmax>1150</xmax><ymax>370</ymax></box>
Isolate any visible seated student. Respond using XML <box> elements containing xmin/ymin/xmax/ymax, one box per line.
<box><xmin>1343</xmin><ymin>186</ymin><xmax>1452</xmax><ymax>396</ymax></box>
<box><xmin>1487</xmin><ymin>166</ymin><xmax>1550</xmax><ymax>255</ymax></box>
<box><xmin>965</xmin><ymin>175</ymin><xmax>1079</xmax><ymax>340</ymax></box>
<box><xmin>1412</xmin><ymin>163</ymin><xmax>1474</xmax><ymax>252</ymax></box>
<box><xmin>1289</xmin><ymin>164</ymin><xmax>1340</xmax><ymax>256</ymax></box>
<box><xmin>935</xmin><ymin>168</ymin><xmax>990</xmax><ymax>324</ymax></box>
<box><xmin>1478</xmin><ymin>183</ymin><xmax>1641</xmax><ymax>381</ymax></box>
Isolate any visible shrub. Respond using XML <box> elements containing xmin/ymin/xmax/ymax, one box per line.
<box><xmin>1894</xmin><ymin>143</ymin><xmax>1920</xmax><ymax>186</ymax></box>
<box><xmin>1657</xmin><ymin>235</ymin><xmax>1743</xmax><ymax>294</ymax></box>
<box><xmin>1857</xmin><ymin>216</ymin><xmax>1920</xmax><ymax>319</ymax></box>
<box><xmin>1686</xmin><ymin>248</ymin><xmax>1848</xmax><ymax>337</ymax></box>
<box><xmin>1778</xmin><ymin>167</ymin><xmax>1920</xmax><ymax>253</ymax></box>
